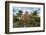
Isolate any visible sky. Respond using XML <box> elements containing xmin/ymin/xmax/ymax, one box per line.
<box><xmin>13</xmin><ymin>7</ymin><xmax>40</xmax><ymax>16</ymax></box>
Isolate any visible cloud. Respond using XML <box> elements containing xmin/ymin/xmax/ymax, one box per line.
<box><xmin>13</xmin><ymin>7</ymin><xmax>40</xmax><ymax>16</ymax></box>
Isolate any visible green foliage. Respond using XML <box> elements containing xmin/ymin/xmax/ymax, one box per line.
<box><xmin>13</xmin><ymin>10</ymin><xmax>40</xmax><ymax>28</ymax></box>
<box><xmin>17</xmin><ymin>10</ymin><xmax>23</xmax><ymax>16</ymax></box>
<box><xmin>32</xmin><ymin>11</ymin><xmax>38</xmax><ymax>15</ymax></box>
<box><xmin>13</xmin><ymin>16</ymin><xmax>19</xmax><ymax>23</ymax></box>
